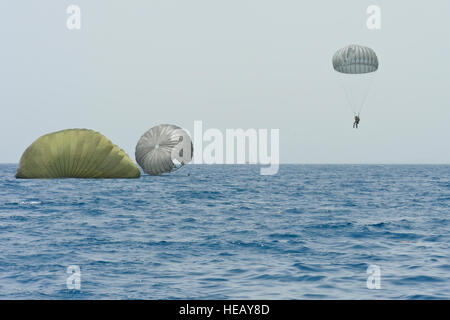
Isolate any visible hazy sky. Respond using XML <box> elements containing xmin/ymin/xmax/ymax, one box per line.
<box><xmin>1</xmin><ymin>1</ymin><xmax>449</xmax><ymax>163</ymax></box>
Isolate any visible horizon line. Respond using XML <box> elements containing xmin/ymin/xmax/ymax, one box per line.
<box><xmin>1</xmin><ymin>163</ymin><xmax>450</xmax><ymax>166</ymax></box>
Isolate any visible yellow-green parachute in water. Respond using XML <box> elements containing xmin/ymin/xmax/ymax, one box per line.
<box><xmin>16</xmin><ymin>129</ymin><xmax>141</xmax><ymax>179</ymax></box>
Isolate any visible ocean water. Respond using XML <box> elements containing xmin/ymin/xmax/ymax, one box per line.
<box><xmin>0</xmin><ymin>164</ymin><xmax>449</xmax><ymax>300</ymax></box>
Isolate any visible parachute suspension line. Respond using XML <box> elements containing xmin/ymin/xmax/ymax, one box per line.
<box><xmin>356</xmin><ymin>73</ymin><xmax>376</xmax><ymax>116</ymax></box>
<box><xmin>337</xmin><ymin>72</ymin><xmax>376</xmax><ymax>116</ymax></box>
<box><xmin>338</xmin><ymin>74</ymin><xmax>357</xmax><ymax>115</ymax></box>
<box><xmin>172</xmin><ymin>164</ymin><xmax>192</xmax><ymax>177</ymax></box>
<box><xmin>171</xmin><ymin>162</ymin><xmax>185</xmax><ymax>172</ymax></box>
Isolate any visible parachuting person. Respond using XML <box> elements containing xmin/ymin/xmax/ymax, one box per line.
<box><xmin>333</xmin><ymin>45</ymin><xmax>378</xmax><ymax>128</ymax></box>
<box><xmin>353</xmin><ymin>113</ymin><xmax>360</xmax><ymax>129</ymax></box>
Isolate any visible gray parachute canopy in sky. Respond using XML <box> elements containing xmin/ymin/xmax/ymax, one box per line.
<box><xmin>332</xmin><ymin>44</ymin><xmax>379</xmax><ymax>115</ymax></box>
<box><xmin>332</xmin><ymin>44</ymin><xmax>378</xmax><ymax>74</ymax></box>
<box><xmin>135</xmin><ymin>124</ymin><xmax>193</xmax><ymax>175</ymax></box>
<box><xmin>16</xmin><ymin>129</ymin><xmax>141</xmax><ymax>179</ymax></box>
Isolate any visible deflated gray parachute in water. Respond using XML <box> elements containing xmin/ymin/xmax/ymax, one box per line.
<box><xmin>16</xmin><ymin>129</ymin><xmax>141</xmax><ymax>179</ymax></box>
<box><xmin>332</xmin><ymin>44</ymin><xmax>378</xmax><ymax>74</ymax></box>
<box><xmin>135</xmin><ymin>124</ymin><xmax>193</xmax><ymax>175</ymax></box>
